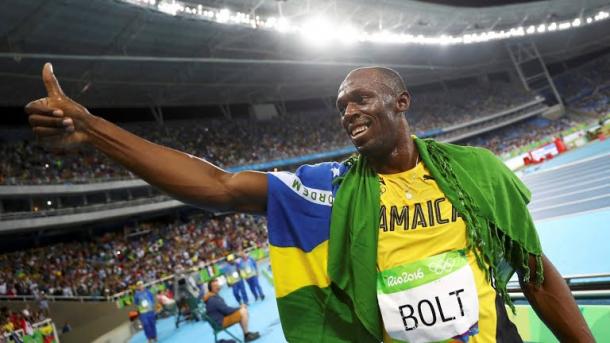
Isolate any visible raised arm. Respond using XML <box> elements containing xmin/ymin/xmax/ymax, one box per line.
<box><xmin>25</xmin><ymin>63</ymin><xmax>267</xmax><ymax>214</ymax></box>
<box><xmin>519</xmin><ymin>254</ymin><xmax>595</xmax><ymax>342</ymax></box>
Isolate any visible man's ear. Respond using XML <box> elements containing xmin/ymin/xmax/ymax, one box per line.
<box><xmin>396</xmin><ymin>91</ymin><xmax>411</xmax><ymax>113</ymax></box>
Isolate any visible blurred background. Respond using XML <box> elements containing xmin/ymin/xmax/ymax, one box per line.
<box><xmin>0</xmin><ymin>0</ymin><xmax>609</xmax><ymax>342</ymax></box>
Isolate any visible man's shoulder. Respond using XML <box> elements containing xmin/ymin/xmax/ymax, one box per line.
<box><xmin>421</xmin><ymin>138</ymin><xmax>503</xmax><ymax>169</ymax></box>
<box><xmin>268</xmin><ymin>160</ymin><xmax>347</xmax><ymax>192</ymax></box>
<box><xmin>205</xmin><ymin>293</ymin><xmax>222</xmax><ymax>305</ymax></box>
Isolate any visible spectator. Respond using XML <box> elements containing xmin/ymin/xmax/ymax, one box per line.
<box><xmin>204</xmin><ymin>278</ymin><xmax>260</xmax><ymax>342</ymax></box>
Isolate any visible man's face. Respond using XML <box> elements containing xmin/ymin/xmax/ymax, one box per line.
<box><xmin>210</xmin><ymin>280</ymin><xmax>220</xmax><ymax>293</ymax></box>
<box><xmin>336</xmin><ymin>70</ymin><xmax>404</xmax><ymax>156</ymax></box>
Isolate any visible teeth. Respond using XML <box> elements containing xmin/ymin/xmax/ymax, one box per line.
<box><xmin>352</xmin><ymin>126</ymin><xmax>367</xmax><ymax>136</ymax></box>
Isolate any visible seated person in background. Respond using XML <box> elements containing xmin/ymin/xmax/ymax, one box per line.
<box><xmin>204</xmin><ymin>278</ymin><xmax>260</xmax><ymax>342</ymax></box>
<box><xmin>156</xmin><ymin>290</ymin><xmax>177</xmax><ymax>317</ymax></box>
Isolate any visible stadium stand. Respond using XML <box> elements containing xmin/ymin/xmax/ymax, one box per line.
<box><xmin>1</xmin><ymin>81</ymin><xmax>537</xmax><ymax>186</ymax></box>
<box><xmin>1</xmin><ymin>0</ymin><xmax>610</xmax><ymax>339</ymax></box>
<box><xmin>555</xmin><ymin>52</ymin><xmax>610</xmax><ymax>114</ymax></box>
<box><xmin>0</xmin><ymin>214</ymin><xmax>267</xmax><ymax>297</ymax></box>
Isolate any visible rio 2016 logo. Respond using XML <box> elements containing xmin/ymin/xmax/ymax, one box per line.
<box><xmin>386</xmin><ymin>268</ymin><xmax>424</xmax><ymax>287</ymax></box>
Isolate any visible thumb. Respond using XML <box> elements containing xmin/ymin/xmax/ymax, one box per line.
<box><xmin>42</xmin><ymin>63</ymin><xmax>65</xmax><ymax>98</ymax></box>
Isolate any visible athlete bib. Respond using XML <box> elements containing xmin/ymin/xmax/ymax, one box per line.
<box><xmin>377</xmin><ymin>250</ymin><xmax>479</xmax><ymax>343</ymax></box>
<box><xmin>226</xmin><ymin>271</ymin><xmax>241</xmax><ymax>286</ymax></box>
<box><xmin>138</xmin><ymin>299</ymin><xmax>152</xmax><ymax>313</ymax></box>
<box><xmin>240</xmin><ymin>265</ymin><xmax>257</xmax><ymax>279</ymax></box>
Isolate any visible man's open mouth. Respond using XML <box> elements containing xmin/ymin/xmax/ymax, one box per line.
<box><xmin>350</xmin><ymin>124</ymin><xmax>370</xmax><ymax>139</ymax></box>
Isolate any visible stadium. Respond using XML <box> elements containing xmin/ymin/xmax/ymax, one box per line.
<box><xmin>1</xmin><ymin>0</ymin><xmax>610</xmax><ymax>342</ymax></box>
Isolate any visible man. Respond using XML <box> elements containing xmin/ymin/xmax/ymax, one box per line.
<box><xmin>204</xmin><ymin>278</ymin><xmax>260</xmax><ymax>342</ymax></box>
<box><xmin>133</xmin><ymin>281</ymin><xmax>157</xmax><ymax>343</ymax></box>
<box><xmin>238</xmin><ymin>251</ymin><xmax>265</xmax><ymax>301</ymax></box>
<box><xmin>25</xmin><ymin>63</ymin><xmax>594</xmax><ymax>342</ymax></box>
<box><xmin>223</xmin><ymin>254</ymin><xmax>249</xmax><ymax>305</ymax></box>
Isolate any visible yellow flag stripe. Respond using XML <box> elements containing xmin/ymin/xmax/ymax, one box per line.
<box><xmin>270</xmin><ymin>240</ymin><xmax>330</xmax><ymax>298</ymax></box>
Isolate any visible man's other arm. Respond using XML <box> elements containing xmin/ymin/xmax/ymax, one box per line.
<box><xmin>519</xmin><ymin>254</ymin><xmax>595</xmax><ymax>342</ymax></box>
<box><xmin>25</xmin><ymin>63</ymin><xmax>267</xmax><ymax>214</ymax></box>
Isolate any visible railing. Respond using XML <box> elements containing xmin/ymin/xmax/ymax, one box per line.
<box><xmin>2</xmin><ymin>267</ymin><xmax>608</xmax><ymax>306</ymax></box>
<box><xmin>442</xmin><ymin>105</ymin><xmax>548</xmax><ymax>143</ymax></box>
<box><xmin>507</xmin><ymin>272</ymin><xmax>610</xmax><ymax>300</ymax></box>
<box><xmin>2</xmin><ymin>318</ymin><xmax>60</xmax><ymax>343</ymax></box>
<box><xmin>441</xmin><ymin>97</ymin><xmax>545</xmax><ymax>133</ymax></box>
<box><xmin>0</xmin><ymin>246</ymin><xmax>268</xmax><ymax>305</ymax></box>
<box><xmin>108</xmin><ymin>245</ymin><xmax>265</xmax><ymax>303</ymax></box>
<box><xmin>0</xmin><ymin>195</ymin><xmax>172</xmax><ymax>221</ymax></box>
<box><xmin>0</xmin><ymin>294</ymin><xmax>110</xmax><ymax>302</ymax></box>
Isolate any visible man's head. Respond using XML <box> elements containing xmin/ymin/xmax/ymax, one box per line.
<box><xmin>136</xmin><ymin>280</ymin><xmax>144</xmax><ymax>291</ymax></box>
<box><xmin>226</xmin><ymin>254</ymin><xmax>236</xmax><ymax>264</ymax></box>
<box><xmin>336</xmin><ymin>67</ymin><xmax>411</xmax><ymax>156</ymax></box>
<box><xmin>240</xmin><ymin>251</ymin><xmax>248</xmax><ymax>260</ymax></box>
<box><xmin>208</xmin><ymin>278</ymin><xmax>220</xmax><ymax>293</ymax></box>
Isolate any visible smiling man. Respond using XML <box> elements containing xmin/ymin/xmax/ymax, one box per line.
<box><xmin>25</xmin><ymin>64</ymin><xmax>593</xmax><ymax>342</ymax></box>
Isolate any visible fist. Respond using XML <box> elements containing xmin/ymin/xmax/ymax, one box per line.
<box><xmin>24</xmin><ymin>63</ymin><xmax>92</xmax><ymax>149</ymax></box>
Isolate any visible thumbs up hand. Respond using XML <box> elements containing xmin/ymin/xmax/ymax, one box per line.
<box><xmin>25</xmin><ymin>63</ymin><xmax>93</xmax><ymax>149</ymax></box>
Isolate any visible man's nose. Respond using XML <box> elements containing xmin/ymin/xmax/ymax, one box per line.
<box><xmin>343</xmin><ymin>103</ymin><xmax>359</xmax><ymax>120</ymax></box>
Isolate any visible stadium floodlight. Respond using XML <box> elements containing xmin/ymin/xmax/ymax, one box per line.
<box><xmin>157</xmin><ymin>0</ymin><xmax>181</xmax><ymax>16</ymax></box>
<box><xmin>119</xmin><ymin>0</ymin><xmax>610</xmax><ymax>46</ymax></box>
<box><xmin>300</xmin><ymin>17</ymin><xmax>334</xmax><ymax>46</ymax></box>
<box><xmin>337</xmin><ymin>25</ymin><xmax>361</xmax><ymax>45</ymax></box>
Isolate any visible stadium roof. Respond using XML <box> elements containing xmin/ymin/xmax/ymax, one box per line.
<box><xmin>0</xmin><ymin>0</ymin><xmax>609</xmax><ymax>107</ymax></box>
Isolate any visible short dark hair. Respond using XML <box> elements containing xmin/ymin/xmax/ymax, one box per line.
<box><xmin>372</xmin><ymin>67</ymin><xmax>407</xmax><ymax>94</ymax></box>
<box><xmin>207</xmin><ymin>278</ymin><xmax>217</xmax><ymax>292</ymax></box>
<box><xmin>347</xmin><ymin>66</ymin><xmax>407</xmax><ymax>94</ymax></box>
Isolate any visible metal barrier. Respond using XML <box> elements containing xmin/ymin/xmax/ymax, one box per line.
<box><xmin>508</xmin><ymin>272</ymin><xmax>610</xmax><ymax>299</ymax></box>
<box><xmin>2</xmin><ymin>318</ymin><xmax>60</xmax><ymax>343</ymax></box>
<box><xmin>2</xmin><ymin>268</ymin><xmax>607</xmax><ymax>304</ymax></box>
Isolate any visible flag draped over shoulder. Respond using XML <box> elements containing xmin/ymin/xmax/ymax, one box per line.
<box><xmin>265</xmin><ymin>137</ymin><xmax>543</xmax><ymax>343</ymax></box>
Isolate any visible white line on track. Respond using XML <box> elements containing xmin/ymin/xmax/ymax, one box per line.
<box><xmin>522</xmin><ymin>152</ymin><xmax>610</xmax><ymax>177</ymax></box>
<box><xmin>531</xmin><ymin>178</ymin><xmax>610</xmax><ymax>197</ymax></box>
<box><xmin>533</xmin><ymin>206</ymin><xmax>610</xmax><ymax>223</ymax></box>
<box><xmin>524</xmin><ymin>160</ymin><xmax>610</xmax><ymax>181</ymax></box>
<box><xmin>530</xmin><ymin>194</ymin><xmax>610</xmax><ymax>213</ymax></box>
<box><xmin>526</xmin><ymin>167</ymin><xmax>610</xmax><ymax>190</ymax></box>
<box><xmin>530</xmin><ymin>184</ymin><xmax>610</xmax><ymax>205</ymax></box>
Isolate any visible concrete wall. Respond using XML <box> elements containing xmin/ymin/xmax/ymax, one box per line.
<box><xmin>0</xmin><ymin>300</ymin><xmax>133</xmax><ymax>343</ymax></box>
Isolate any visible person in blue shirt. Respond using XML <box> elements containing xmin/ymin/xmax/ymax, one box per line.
<box><xmin>204</xmin><ymin>278</ymin><xmax>260</xmax><ymax>342</ymax></box>
<box><xmin>223</xmin><ymin>254</ymin><xmax>249</xmax><ymax>305</ymax></box>
<box><xmin>238</xmin><ymin>251</ymin><xmax>265</xmax><ymax>301</ymax></box>
<box><xmin>133</xmin><ymin>281</ymin><xmax>157</xmax><ymax>343</ymax></box>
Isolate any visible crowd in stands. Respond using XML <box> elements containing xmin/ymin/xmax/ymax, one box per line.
<box><xmin>461</xmin><ymin>116</ymin><xmax>574</xmax><ymax>155</ymax></box>
<box><xmin>555</xmin><ymin>52</ymin><xmax>610</xmax><ymax>114</ymax></box>
<box><xmin>1</xmin><ymin>81</ymin><xmax>537</xmax><ymax>185</ymax></box>
<box><xmin>1</xmin><ymin>305</ymin><xmax>48</xmax><ymax>341</ymax></box>
<box><xmin>0</xmin><ymin>213</ymin><xmax>267</xmax><ymax>297</ymax></box>
<box><xmin>408</xmin><ymin>81</ymin><xmax>533</xmax><ymax>132</ymax></box>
